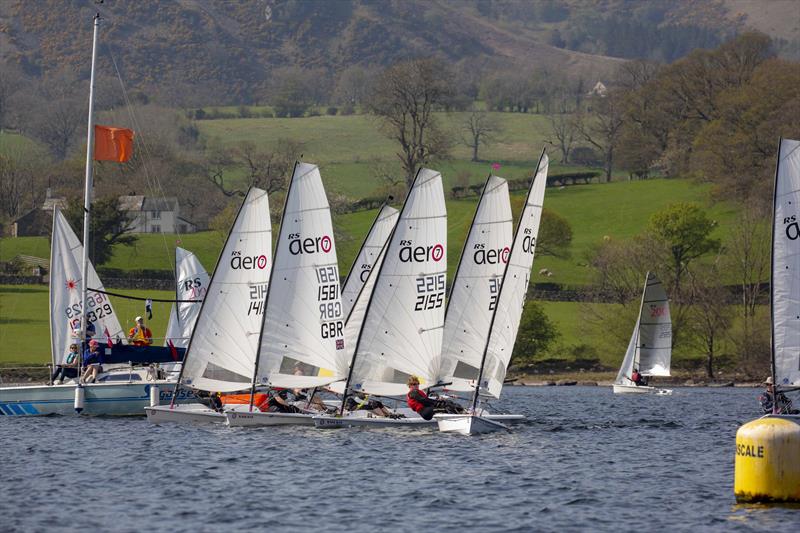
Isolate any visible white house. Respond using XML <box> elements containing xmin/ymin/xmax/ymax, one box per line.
<box><xmin>118</xmin><ymin>195</ymin><xmax>196</xmax><ymax>234</ymax></box>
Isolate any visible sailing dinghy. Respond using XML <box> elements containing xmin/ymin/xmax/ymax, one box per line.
<box><xmin>225</xmin><ymin>162</ymin><xmax>351</xmax><ymax>427</ymax></box>
<box><xmin>436</xmin><ymin>151</ymin><xmax>549</xmax><ymax>434</ymax></box>
<box><xmin>314</xmin><ymin>168</ymin><xmax>448</xmax><ymax>428</ymax></box>
<box><xmin>612</xmin><ymin>272</ymin><xmax>673</xmax><ymax>395</ymax></box>
<box><xmin>145</xmin><ymin>187</ymin><xmax>272</xmax><ymax>424</ymax></box>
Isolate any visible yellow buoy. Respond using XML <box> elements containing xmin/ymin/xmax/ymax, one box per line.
<box><xmin>734</xmin><ymin>416</ymin><xmax>800</xmax><ymax>503</ymax></box>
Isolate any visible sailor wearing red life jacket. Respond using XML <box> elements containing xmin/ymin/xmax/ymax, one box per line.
<box><xmin>406</xmin><ymin>375</ymin><xmax>439</xmax><ymax>420</ymax></box>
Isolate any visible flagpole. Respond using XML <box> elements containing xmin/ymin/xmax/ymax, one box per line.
<box><xmin>80</xmin><ymin>13</ymin><xmax>101</xmax><ymax>359</ymax></box>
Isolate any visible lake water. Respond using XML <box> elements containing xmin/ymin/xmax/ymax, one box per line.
<box><xmin>1</xmin><ymin>386</ymin><xmax>798</xmax><ymax>531</ymax></box>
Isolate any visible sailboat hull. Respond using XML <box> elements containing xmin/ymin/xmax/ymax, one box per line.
<box><xmin>435</xmin><ymin>413</ymin><xmax>510</xmax><ymax>434</ymax></box>
<box><xmin>314</xmin><ymin>408</ymin><xmax>434</xmax><ymax>428</ymax></box>
<box><xmin>613</xmin><ymin>384</ymin><xmax>672</xmax><ymax>395</ymax></box>
<box><xmin>145</xmin><ymin>403</ymin><xmax>226</xmax><ymax>424</ymax></box>
<box><xmin>224</xmin><ymin>410</ymin><xmax>316</xmax><ymax>427</ymax></box>
<box><xmin>0</xmin><ymin>381</ymin><xmax>195</xmax><ymax>416</ymax></box>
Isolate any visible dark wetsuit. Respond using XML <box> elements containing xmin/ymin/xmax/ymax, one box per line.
<box><xmin>344</xmin><ymin>395</ymin><xmax>385</xmax><ymax>412</ymax></box>
<box><xmin>759</xmin><ymin>391</ymin><xmax>797</xmax><ymax>415</ymax></box>
<box><xmin>267</xmin><ymin>389</ymin><xmax>302</xmax><ymax>413</ymax></box>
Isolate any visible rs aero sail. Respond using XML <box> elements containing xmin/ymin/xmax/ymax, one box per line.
<box><xmin>436</xmin><ymin>151</ymin><xmax>550</xmax><ymax>435</ymax></box>
<box><xmin>612</xmin><ymin>272</ymin><xmax>673</xmax><ymax>395</ymax></box>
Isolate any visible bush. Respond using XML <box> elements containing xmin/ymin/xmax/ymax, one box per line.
<box><xmin>340</xmin><ymin>104</ymin><xmax>355</xmax><ymax>115</ymax></box>
<box><xmin>326</xmin><ymin>106</ymin><xmax>338</xmax><ymax>116</ymax></box>
<box><xmin>571</xmin><ymin>146</ymin><xmax>603</xmax><ymax>167</ymax></box>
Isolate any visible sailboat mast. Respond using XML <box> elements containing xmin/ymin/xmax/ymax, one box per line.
<box><xmin>769</xmin><ymin>139</ymin><xmax>782</xmax><ymax>405</ymax></box>
<box><xmin>470</xmin><ymin>150</ymin><xmax>546</xmax><ymax>412</ymax></box>
<box><xmin>79</xmin><ymin>13</ymin><xmax>101</xmax><ymax>354</ymax></box>
<box><xmin>632</xmin><ymin>272</ymin><xmax>649</xmax><ymax>375</ymax></box>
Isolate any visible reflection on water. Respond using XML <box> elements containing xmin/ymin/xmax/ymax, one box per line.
<box><xmin>1</xmin><ymin>386</ymin><xmax>798</xmax><ymax>531</ymax></box>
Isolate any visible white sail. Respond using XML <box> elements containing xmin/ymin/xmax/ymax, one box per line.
<box><xmin>343</xmin><ymin>242</ymin><xmax>388</xmax><ymax>364</ymax></box>
<box><xmin>256</xmin><ymin>163</ymin><xmax>347</xmax><ymax>389</ymax></box>
<box><xmin>773</xmin><ymin>138</ymin><xmax>800</xmax><ymax>387</ymax></box>
<box><xmin>614</xmin><ymin>272</ymin><xmax>672</xmax><ymax>385</ymax></box>
<box><xmin>341</xmin><ymin>205</ymin><xmax>399</xmax><ymax>317</ymax></box>
<box><xmin>348</xmin><ymin>168</ymin><xmax>447</xmax><ymax>396</ymax></box>
<box><xmin>180</xmin><ymin>188</ymin><xmax>271</xmax><ymax>393</ymax></box>
<box><xmin>164</xmin><ymin>247</ymin><xmax>209</xmax><ymax>348</ymax></box>
<box><xmin>438</xmin><ymin>175</ymin><xmax>513</xmax><ymax>391</ymax></box>
<box><xmin>482</xmin><ymin>154</ymin><xmax>549</xmax><ymax>398</ymax></box>
<box><xmin>49</xmin><ymin>208</ymin><xmax>124</xmax><ymax>366</ymax></box>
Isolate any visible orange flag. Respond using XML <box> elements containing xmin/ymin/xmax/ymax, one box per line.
<box><xmin>94</xmin><ymin>125</ymin><xmax>134</xmax><ymax>162</ymax></box>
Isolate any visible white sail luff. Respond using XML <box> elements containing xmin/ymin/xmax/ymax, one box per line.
<box><xmin>256</xmin><ymin>163</ymin><xmax>347</xmax><ymax>388</ymax></box>
<box><xmin>439</xmin><ymin>175</ymin><xmax>513</xmax><ymax>391</ymax></box>
<box><xmin>341</xmin><ymin>205</ymin><xmax>399</xmax><ymax>317</ymax></box>
<box><xmin>49</xmin><ymin>209</ymin><xmax>125</xmax><ymax>366</ymax></box>
<box><xmin>772</xmin><ymin>138</ymin><xmax>800</xmax><ymax>387</ymax></box>
<box><xmin>481</xmin><ymin>153</ymin><xmax>549</xmax><ymax>399</ymax></box>
<box><xmin>348</xmin><ymin>168</ymin><xmax>448</xmax><ymax>396</ymax></box>
<box><xmin>180</xmin><ymin>188</ymin><xmax>271</xmax><ymax>393</ymax></box>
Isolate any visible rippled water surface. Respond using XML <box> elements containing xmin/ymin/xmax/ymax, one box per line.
<box><xmin>2</xmin><ymin>387</ymin><xmax>799</xmax><ymax>531</ymax></box>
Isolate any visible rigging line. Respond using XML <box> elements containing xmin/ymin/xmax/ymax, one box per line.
<box><xmin>87</xmin><ymin>287</ymin><xmax>202</xmax><ymax>303</ymax></box>
<box><xmin>105</xmin><ymin>44</ymin><xmax>178</xmax><ymax>273</ymax></box>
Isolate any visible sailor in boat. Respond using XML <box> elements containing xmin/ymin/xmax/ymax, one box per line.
<box><xmin>266</xmin><ymin>389</ymin><xmax>304</xmax><ymax>413</ymax></box>
<box><xmin>51</xmin><ymin>343</ymin><xmax>81</xmax><ymax>384</ymax></box>
<box><xmin>759</xmin><ymin>377</ymin><xmax>798</xmax><ymax>415</ymax></box>
<box><xmin>406</xmin><ymin>376</ymin><xmax>465</xmax><ymax>420</ymax></box>
<box><xmin>343</xmin><ymin>392</ymin><xmax>402</xmax><ymax>418</ymax></box>
<box><xmin>290</xmin><ymin>364</ymin><xmax>333</xmax><ymax>412</ymax></box>
<box><xmin>128</xmin><ymin>316</ymin><xmax>153</xmax><ymax>346</ymax></box>
<box><xmin>631</xmin><ymin>368</ymin><xmax>648</xmax><ymax>387</ymax></box>
<box><xmin>81</xmin><ymin>340</ymin><xmax>104</xmax><ymax>383</ymax></box>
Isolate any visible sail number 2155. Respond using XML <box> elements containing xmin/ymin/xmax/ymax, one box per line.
<box><xmin>415</xmin><ymin>274</ymin><xmax>445</xmax><ymax>311</ymax></box>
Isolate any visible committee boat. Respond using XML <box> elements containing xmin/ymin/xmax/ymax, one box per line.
<box><xmin>612</xmin><ymin>272</ymin><xmax>673</xmax><ymax>395</ymax></box>
<box><xmin>0</xmin><ymin>15</ymin><xmax>191</xmax><ymax>416</ymax></box>
<box><xmin>436</xmin><ymin>151</ymin><xmax>549</xmax><ymax>435</ymax></box>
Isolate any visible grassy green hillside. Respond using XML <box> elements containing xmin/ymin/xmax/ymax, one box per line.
<box><xmin>0</xmin><ymin>177</ymin><xmax>739</xmax><ymax>286</ymax></box>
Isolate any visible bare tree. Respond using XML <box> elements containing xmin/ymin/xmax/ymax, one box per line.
<box><xmin>461</xmin><ymin>109</ymin><xmax>500</xmax><ymax>162</ymax></box>
<box><xmin>687</xmin><ymin>263</ymin><xmax>734</xmax><ymax>378</ymax></box>
<box><xmin>368</xmin><ymin>58</ymin><xmax>453</xmax><ymax>186</ymax></box>
<box><xmin>333</xmin><ymin>66</ymin><xmax>376</xmax><ymax>108</ymax></box>
<box><xmin>204</xmin><ymin>139</ymin><xmax>301</xmax><ymax>198</ymax></box>
<box><xmin>575</xmin><ymin>94</ymin><xmax>625</xmax><ymax>182</ymax></box>
<box><xmin>547</xmin><ymin>96</ymin><xmax>576</xmax><ymax>164</ymax></box>
<box><xmin>0</xmin><ymin>61</ymin><xmax>25</xmax><ymax>131</ymax></box>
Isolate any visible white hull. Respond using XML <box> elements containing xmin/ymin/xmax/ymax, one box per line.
<box><xmin>435</xmin><ymin>413</ymin><xmax>510</xmax><ymax>435</ymax></box>
<box><xmin>225</xmin><ymin>410</ymin><xmax>317</xmax><ymax>427</ymax></box>
<box><xmin>313</xmin><ymin>408</ymin><xmax>525</xmax><ymax>429</ymax></box>
<box><xmin>613</xmin><ymin>384</ymin><xmax>672</xmax><ymax>395</ymax></box>
<box><xmin>314</xmin><ymin>408</ymin><xmax>434</xmax><ymax>428</ymax></box>
<box><xmin>145</xmin><ymin>403</ymin><xmax>226</xmax><ymax>424</ymax></box>
<box><xmin>0</xmin><ymin>381</ymin><xmax>194</xmax><ymax>416</ymax></box>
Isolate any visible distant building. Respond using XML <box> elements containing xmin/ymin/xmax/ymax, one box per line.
<box><xmin>588</xmin><ymin>81</ymin><xmax>608</xmax><ymax>98</ymax></box>
<box><xmin>118</xmin><ymin>195</ymin><xmax>197</xmax><ymax>234</ymax></box>
<box><xmin>10</xmin><ymin>188</ymin><xmax>67</xmax><ymax>237</ymax></box>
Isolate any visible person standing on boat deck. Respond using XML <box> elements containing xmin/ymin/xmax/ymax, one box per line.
<box><xmin>52</xmin><ymin>343</ymin><xmax>81</xmax><ymax>384</ymax></box>
<box><xmin>81</xmin><ymin>340</ymin><xmax>104</xmax><ymax>383</ymax></box>
<box><xmin>406</xmin><ymin>375</ymin><xmax>465</xmax><ymax>420</ymax></box>
<box><xmin>759</xmin><ymin>377</ymin><xmax>797</xmax><ymax>414</ymax></box>
<box><xmin>128</xmin><ymin>316</ymin><xmax>153</xmax><ymax>346</ymax></box>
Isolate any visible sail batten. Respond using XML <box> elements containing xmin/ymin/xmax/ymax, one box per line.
<box><xmin>772</xmin><ymin>138</ymin><xmax>800</xmax><ymax>388</ymax></box>
<box><xmin>180</xmin><ymin>188</ymin><xmax>271</xmax><ymax>393</ymax></box>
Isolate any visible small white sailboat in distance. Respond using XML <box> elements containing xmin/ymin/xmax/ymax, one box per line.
<box><xmin>612</xmin><ymin>271</ymin><xmax>673</xmax><ymax>395</ymax></box>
